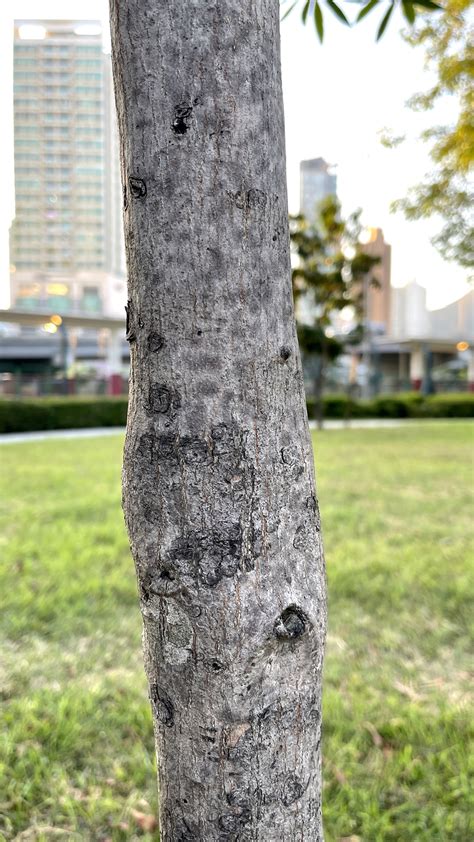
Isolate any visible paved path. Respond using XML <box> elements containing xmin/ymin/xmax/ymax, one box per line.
<box><xmin>0</xmin><ymin>418</ymin><xmax>470</xmax><ymax>445</ymax></box>
<box><xmin>0</xmin><ymin>428</ymin><xmax>125</xmax><ymax>445</ymax></box>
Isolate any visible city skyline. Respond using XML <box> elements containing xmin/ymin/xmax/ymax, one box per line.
<box><xmin>0</xmin><ymin>0</ymin><xmax>470</xmax><ymax>311</ymax></box>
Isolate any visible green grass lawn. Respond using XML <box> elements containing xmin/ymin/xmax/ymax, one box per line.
<box><xmin>0</xmin><ymin>424</ymin><xmax>472</xmax><ymax>841</ymax></box>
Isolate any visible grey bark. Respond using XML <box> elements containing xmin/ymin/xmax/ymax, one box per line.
<box><xmin>109</xmin><ymin>2</ymin><xmax>327</xmax><ymax>839</ymax></box>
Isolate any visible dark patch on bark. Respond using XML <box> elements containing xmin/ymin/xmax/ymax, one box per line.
<box><xmin>280</xmin><ymin>445</ymin><xmax>298</xmax><ymax>465</ymax></box>
<box><xmin>148</xmin><ymin>331</ymin><xmax>164</xmax><ymax>352</ymax></box>
<box><xmin>167</xmin><ymin>523</ymin><xmax>242</xmax><ymax>587</ymax></box>
<box><xmin>306</xmin><ymin>494</ymin><xmax>321</xmax><ymax>530</ymax></box>
<box><xmin>150</xmin><ymin>685</ymin><xmax>174</xmax><ymax>727</ymax></box>
<box><xmin>274</xmin><ymin>605</ymin><xmax>310</xmax><ymax>640</ymax></box>
<box><xmin>174</xmin><ymin>815</ymin><xmax>201</xmax><ymax>841</ymax></box>
<box><xmin>172</xmin><ymin>103</ymin><xmax>193</xmax><ymax>134</ymax></box>
<box><xmin>143</xmin><ymin>501</ymin><xmax>160</xmax><ymax>523</ymax></box>
<box><xmin>137</xmin><ymin>432</ymin><xmax>155</xmax><ymax>462</ymax></box>
<box><xmin>232</xmin><ymin>188</ymin><xmax>267</xmax><ymax>212</ymax></box>
<box><xmin>125</xmin><ymin>300</ymin><xmax>136</xmax><ymax>343</ymax></box>
<box><xmin>218</xmin><ymin>808</ymin><xmax>250</xmax><ymax>833</ymax></box>
<box><xmin>156</xmin><ymin>433</ymin><xmax>179</xmax><ymax>461</ymax></box>
<box><xmin>280</xmin><ymin>772</ymin><xmax>308</xmax><ymax>807</ymax></box>
<box><xmin>148</xmin><ymin>383</ymin><xmax>181</xmax><ymax>415</ymax></box>
<box><xmin>306</xmin><ymin>494</ymin><xmax>317</xmax><ymax>512</ymax></box>
<box><xmin>280</xmin><ymin>446</ymin><xmax>304</xmax><ymax>481</ymax></box>
<box><xmin>122</xmin><ymin>183</ymin><xmax>128</xmax><ymax>211</ymax></box>
<box><xmin>279</xmin><ymin>345</ymin><xmax>291</xmax><ymax>361</ymax></box>
<box><xmin>179</xmin><ymin>435</ymin><xmax>212</xmax><ymax>466</ymax></box>
<box><xmin>208</xmin><ymin>658</ymin><xmax>225</xmax><ymax>673</ymax></box>
<box><xmin>129</xmin><ymin>175</ymin><xmax>147</xmax><ymax>198</ymax></box>
<box><xmin>142</xmin><ymin>564</ymin><xmax>179</xmax><ymax>597</ymax></box>
<box><xmin>293</xmin><ymin>523</ymin><xmax>307</xmax><ymax>551</ymax></box>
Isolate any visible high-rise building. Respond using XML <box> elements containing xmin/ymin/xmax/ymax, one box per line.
<box><xmin>10</xmin><ymin>20</ymin><xmax>126</xmax><ymax>316</ymax></box>
<box><xmin>299</xmin><ymin>157</ymin><xmax>337</xmax><ymax>220</ymax></box>
<box><xmin>363</xmin><ymin>227</ymin><xmax>392</xmax><ymax>334</ymax></box>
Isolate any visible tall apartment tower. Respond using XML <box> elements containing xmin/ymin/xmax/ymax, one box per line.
<box><xmin>10</xmin><ymin>20</ymin><xmax>125</xmax><ymax>316</ymax></box>
<box><xmin>299</xmin><ymin>157</ymin><xmax>337</xmax><ymax>220</ymax></box>
<box><xmin>363</xmin><ymin>228</ymin><xmax>392</xmax><ymax>334</ymax></box>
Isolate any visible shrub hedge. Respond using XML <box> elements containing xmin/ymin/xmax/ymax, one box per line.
<box><xmin>0</xmin><ymin>393</ymin><xmax>472</xmax><ymax>434</ymax></box>
<box><xmin>0</xmin><ymin>397</ymin><xmax>128</xmax><ymax>434</ymax></box>
<box><xmin>305</xmin><ymin>392</ymin><xmax>474</xmax><ymax>421</ymax></box>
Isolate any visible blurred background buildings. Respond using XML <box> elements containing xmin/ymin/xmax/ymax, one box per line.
<box><xmin>10</xmin><ymin>20</ymin><xmax>125</xmax><ymax>317</ymax></box>
<box><xmin>300</xmin><ymin>157</ymin><xmax>337</xmax><ymax>221</ymax></box>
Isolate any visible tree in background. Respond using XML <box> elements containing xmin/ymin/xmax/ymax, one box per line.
<box><xmin>290</xmin><ymin>196</ymin><xmax>380</xmax><ymax>427</ymax></box>
<box><xmin>389</xmin><ymin>0</ymin><xmax>473</xmax><ymax>271</ymax></box>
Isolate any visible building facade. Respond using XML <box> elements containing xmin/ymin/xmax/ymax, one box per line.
<box><xmin>299</xmin><ymin>157</ymin><xmax>337</xmax><ymax>220</ymax></box>
<box><xmin>10</xmin><ymin>20</ymin><xmax>125</xmax><ymax>317</ymax></box>
<box><xmin>363</xmin><ymin>227</ymin><xmax>392</xmax><ymax>334</ymax></box>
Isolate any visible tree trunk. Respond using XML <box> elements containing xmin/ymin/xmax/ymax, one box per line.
<box><xmin>109</xmin><ymin>2</ymin><xmax>327</xmax><ymax>839</ymax></box>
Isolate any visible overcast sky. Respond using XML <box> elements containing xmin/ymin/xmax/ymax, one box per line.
<box><xmin>0</xmin><ymin>0</ymin><xmax>469</xmax><ymax>309</ymax></box>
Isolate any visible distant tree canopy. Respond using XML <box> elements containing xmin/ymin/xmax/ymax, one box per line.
<box><xmin>290</xmin><ymin>196</ymin><xmax>380</xmax><ymax>422</ymax></box>
<box><xmin>388</xmin><ymin>0</ymin><xmax>474</xmax><ymax>270</ymax></box>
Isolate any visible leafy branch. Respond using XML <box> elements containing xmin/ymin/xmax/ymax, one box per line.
<box><xmin>280</xmin><ymin>0</ymin><xmax>442</xmax><ymax>41</ymax></box>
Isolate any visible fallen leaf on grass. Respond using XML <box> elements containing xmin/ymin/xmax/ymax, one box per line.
<box><xmin>393</xmin><ymin>680</ymin><xmax>423</xmax><ymax>702</ymax></box>
<box><xmin>362</xmin><ymin>720</ymin><xmax>383</xmax><ymax>748</ymax></box>
<box><xmin>334</xmin><ymin>767</ymin><xmax>347</xmax><ymax>785</ymax></box>
<box><xmin>130</xmin><ymin>810</ymin><xmax>158</xmax><ymax>832</ymax></box>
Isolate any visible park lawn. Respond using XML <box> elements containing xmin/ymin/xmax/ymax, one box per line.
<box><xmin>0</xmin><ymin>423</ymin><xmax>472</xmax><ymax>841</ymax></box>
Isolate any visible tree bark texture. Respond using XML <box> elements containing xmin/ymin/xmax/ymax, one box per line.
<box><xmin>110</xmin><ymin>2</ymin><xmax>327</xmax><ymax>839</ymax></box>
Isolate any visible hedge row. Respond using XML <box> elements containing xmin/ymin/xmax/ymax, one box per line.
<box><xmin>306</xmin><ymin>393</ymin><xmax>474</xmax><ymax>420</ymax></box>
<box><xmin>0</xmin><ymin>393</ymin><xmax>473</xmax><ymax>434</ymax></box>
<box><xmin>0</xmin><ymin>397</ymin><xmax>128</xmax><ymax>434</ymax></box>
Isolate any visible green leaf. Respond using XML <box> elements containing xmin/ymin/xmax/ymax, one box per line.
<box><xmin>402</xmin><ymin>0</ymin><xmax>416</xmax><ymax>22</ymax></box>
<box><xmin>314</xmin><ymin>1</ymin><xmax>324</xmax><ymax>41</ymax></box>
<box><xmin>326</xmin><ymin>0</ymin><xmax>350</xmax><ymax>24</ymax></box>
<box><xmin>376</xmin><ymin>2</ymin><xmax>394</xmax><ymax>40</ymax></box>
<box><xmin>281</xmin><ymin>0</ymin><xmax>300</xmax><ymax>21</ymax></box>
<box><xmin>413</xmin><ymin>0</ymin><xmax>442</xmax><ymax>9</ymax></box>
<box><xmin>356</xmin><ymin>0</ymin><xmax>381</xmax><ymax>22</ymax></box>
<box><xmin>302</xmin><ymin>0</ymin><xmax>311</xmax><ymax>23</ymax></box>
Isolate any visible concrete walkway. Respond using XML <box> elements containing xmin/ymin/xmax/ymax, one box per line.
<box><xmin>0</xmin><ymin>418</ymin><xmax>470</xmax><ymax>445</ymax></box>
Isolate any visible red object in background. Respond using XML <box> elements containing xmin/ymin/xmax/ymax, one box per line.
<box><xmin>108</xmin><ymin>374</ymin><xmax>123</xmax><ymax>396</ymax></box>
<box><xmin>469</xmin><ymin>382</ymin><xmax>474</xmax><ymax>393</ymax></box>
<box><xmin>411</xmin><ymin>378</ymin><xmax>422</xmax><ymax>391</ymax></box>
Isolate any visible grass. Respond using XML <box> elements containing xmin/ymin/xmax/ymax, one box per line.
<box><xmin>0</xmin><ymin>423</ymin><xmax>472</xmax><ymax>841</ymax></box>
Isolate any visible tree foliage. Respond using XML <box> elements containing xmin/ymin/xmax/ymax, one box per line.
<box><xmin>281</xmin><ymin>0</ymin><xmax>442</xmax><ymax>41</ymax></box>
<box><xmin>391</xmin><ymin>0</ymin><xmax>474</xmax><ymax>270</ymax></box>
<box><xmin>290</xmin><ymin>195</ymin><xmax>380</xmax><ymax>345</ymax></box>
<box><xmin>290</xmin><ymin>197</ymin><xmax>380</xmax><ymax>423</ymax></box>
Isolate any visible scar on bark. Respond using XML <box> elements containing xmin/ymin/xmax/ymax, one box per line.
<box><xmin>274</xmin><ymin>605</ymin><xmax>310</xmax><ymax>640</ymax></box>
<box><xmin>280</xmin><ymin>346</ymin><xmax>291</xmax><ymax>361</ymax></box>
<box><xmin>280</xmin><ymin>772</ymin><xmax>310</xmax><ymax>807</ymax></box>
<box><xmin>232</xmin><ymin>188</ymin><xmax>267</xmax><ymax>211</ymax></box>
<box><xmin>128</xmin><ymin>175</ymin><xmax>147</xmax><ymax>198</ymax></box>
<box><xmin>172</xmin><ymin>103</ymin><xmax>193</xmax><ymax>134</ymax></box>
<box><xmin>125</xmin><ymin>301</ymin><xmax>135</xmax><ymax>343</ymax></box>
<box><xmin>148</xmin><ymin>332</ymin><xmax>164</xmax><ymax>352</ymax></box>
<box><xmin>148</xmin><ymin>383</ymin><xmax>181</xmax><ymax>415</ymax></box>
<box><xmin>125</xmin><ymin>300</ymin><xmax>144</xmax><ymax>343</ymax></box>
<box><xmin>149</xmin><ymin>685</ymin><xmax>174</xmax><ymax>727</ymax></box>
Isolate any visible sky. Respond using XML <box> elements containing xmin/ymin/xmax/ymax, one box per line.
<box><xmin>0</xmin><ymin>0</ymin><xmax>470</xmax><ymax>310</ymax></box>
